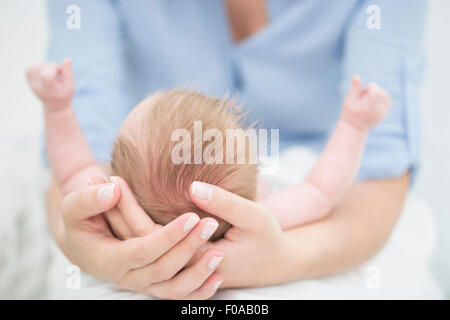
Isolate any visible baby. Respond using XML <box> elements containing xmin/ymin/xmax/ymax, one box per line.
<box><xmin>26</xmin><ymin>59</ymin><xmax>391</xmax><ymax>240</ymax></box>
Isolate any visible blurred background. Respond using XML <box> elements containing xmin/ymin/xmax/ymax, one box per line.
<box><xmin>0</xmin><ymin>0</ymin><xmax>449</xmax><ymax>298</ymax></box>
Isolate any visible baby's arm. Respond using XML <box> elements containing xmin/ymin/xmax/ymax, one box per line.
<box><xmin>262</xmin><ymin>76</ymin><xmax>391</xmax><ymax>229</ymax></box>
<box><xmin>27</xmin><ymin>59</ymin><xmax>101</xmax><ymax>194</ymax></box>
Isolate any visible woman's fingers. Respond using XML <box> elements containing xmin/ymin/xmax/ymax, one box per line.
<box><xmin>120</xmin><ymin>217</ymin><xmax>218</xmax><ymax>285</ymax></box>
<box><xmin>84</xmin><ymin>176</ymin><xmax>135</xmax><ymax>239</ymax></box>
<box><xmin>190</xmin><ymin>181</ymin><xmax>267</xmax><ymax>232</ymax></box>
<box><xmin>87</xmin><ymin>175</ymin><xmax>154</xmax><ymax>238</ymax></box>
<box><xmin>103</xmin><ymin>206</ymin><xmax>134</xmax><ymax>239</ymax></box>
<box><xmin>145</xmin><ymin>217</ymin><xmax>219</xmax><ymax>279</ymax></box>
<box><xmin>85</xmin><ymin>176</ymin><xmax>107</xmax><ymax>186</ymax></box>
<box><xmin>143</xmin><ymin>249</ymin><xmax>223</xmax><ymax>299</ymax></box>
<box><xmin>62</xmin><ymin>182</ymin><xmax>121</xmax><ymax>223</ymax></box>
<box><xmin>118</xmin><ymin>213</ymin><xmax>200</xmax><ymax>269</ymax></box>
<box><xmin>184</xmin><ymin>274</ymin><xmax>223</xmax><ymax>300</ymax></box>
<box><xmin>110</xmin><ymin>176</ymin><xmax>155</xmax><ymax>236</ymax></box>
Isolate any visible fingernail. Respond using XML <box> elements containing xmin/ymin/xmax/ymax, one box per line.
<box><xmin>213</xmin><ymin>280</ymin><xmax>223</xmax><ymax>290</ymax></box>
<box><xmin>86</xmin><ymin>177</ymin><xmax>94</xmax><ymax>186</ymax></box>
<box><xmin>192</xmin><ymin>181</ymin><xmax>213</xmax><ymax>200</ymax></box>
<box><xmin>183</xmin><ymin>214</ymin><xmax>200</xmax><ymax>232</ymax></box>
<box><xmin>208</xmin><ymin>256</ymin><xmax>223</xmax><ymax>270</ymax></box>
<box><xmin>97</xmin><ymin>183</ymin><xmax>115</xmax><ymax>201</ymax></box>
<box><xmin>201</xmin><ymin>221</ymin><xmax>219</xmax><ymax>240</ymax></box>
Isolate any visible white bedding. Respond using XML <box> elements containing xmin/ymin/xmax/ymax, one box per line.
<box><xmin>0</xmin><ymin>140</ymin><xmax>443</xmax><ymax>299</ymax></box>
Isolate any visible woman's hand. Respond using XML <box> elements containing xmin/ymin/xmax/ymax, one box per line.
<box><xmin>189</xmin><ymin>181</ymin><xmax>291</xmax><ymax>288</ymax></box>
<box><xmin>190</xmin><ymin>175</ymin><xmax>409</xmax><ymax>288</ymax></box>
<box><xmin>47</xmin><ymin>176</ymin><xmax>224</xmax><ymax>299</ymax></box>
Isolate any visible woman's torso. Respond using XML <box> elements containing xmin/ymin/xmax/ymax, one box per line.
<box><xmin>118</xmin><ymin>0</ymin><xmax>359</xmax><ymax>148</ymax></box>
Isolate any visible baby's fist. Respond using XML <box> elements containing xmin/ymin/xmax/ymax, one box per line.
<box><xmin>26</xmin><ymin>59</ymin><xmax>74</xmax><ymax>110</ymax></box>
<box><xmin>342</xmin><ymin>76</ymin><xmax>392</xmax><ymax>130</ymax></box>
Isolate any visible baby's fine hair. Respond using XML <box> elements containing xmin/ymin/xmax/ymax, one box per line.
<box><xmin>111</xmin><ymin>89</ymin><xmax>258</xmax><ymax>240</ymax></box>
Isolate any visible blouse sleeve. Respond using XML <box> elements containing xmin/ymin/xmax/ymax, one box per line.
<box><xmin>341</xmin><ymin>0</ymin><xmax>427</xmax><ymax>181</ymax></box>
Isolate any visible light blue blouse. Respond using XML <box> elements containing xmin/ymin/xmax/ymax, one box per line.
<box><xmin>47</xmin><ymin>0</ymin><xmax>427</xmax><ymax>180</ymax></box>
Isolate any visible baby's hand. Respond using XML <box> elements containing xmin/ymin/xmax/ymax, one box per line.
<box><xmin>26</xmin><ymin>59</ymin><xmax>74</xmax><ymax>111</ymax></box>
<box><xmin>342</xmin><ymin>76</ymin><xmax>392</xmax><ymax>130</ymax></box>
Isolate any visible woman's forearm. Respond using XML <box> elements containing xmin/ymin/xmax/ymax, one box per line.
<box><xmin>280</xmin><ymin>172</ymin><xmax>410</xmax><ymax>281</ymax></box>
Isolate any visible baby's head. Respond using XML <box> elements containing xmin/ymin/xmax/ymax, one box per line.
<box><xmin>111</xmin><ymin>89</ymin><xmax>258</xmax><ymax>240</ymax></box>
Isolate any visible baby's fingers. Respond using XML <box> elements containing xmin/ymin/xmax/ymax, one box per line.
<box><xmin>26</xmin><ymin>65</ymin><xmax>46</xmax><ymax>93</ymax></box>
<box><xmin>61</xmin><ymin>58</ymin><xmax>74</xmax><ymax>89</ymax></box>
<box><xmin>25</xmin><ymin>65</ymin><xmax>42</xmax><ymax>82</ymax></box>
<box><xmin>348</xmin><ymin>76</ymin><xmax>362</xmax><ymax>99</ymax></box>
<box><xmin>40</xmin><ymin>64</ymin><xmax>60</xmax><ymax>88</ymax></box>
